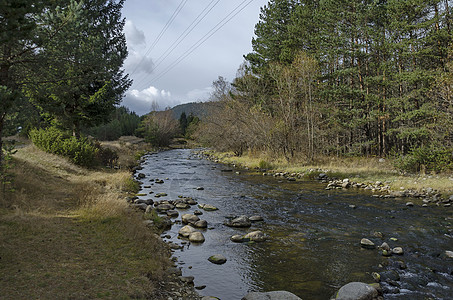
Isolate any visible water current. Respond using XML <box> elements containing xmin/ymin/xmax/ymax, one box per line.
<box><xmin>137</xmin><ymin>149</ymin><xmax>453</xmax><ymax>300</ymax></box>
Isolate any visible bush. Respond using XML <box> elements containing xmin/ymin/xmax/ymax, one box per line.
<box><xmin>94</xmin><ymin>142</ymin><xmax>119</xmax><ymax>167</ymax></box>
<box><xmin>29</xmin><ymin>128</ymin><xmax>99</xmax><ymax>167</ymax></box>
<box><xmin>394</xmin><ymin>146</ymin><xmax>453</xmax><ymax>173</ymax></box>
<box><xmin>258</xmin><ymin>160</ymin><xmax>273</xmax><ymax>170</ymax></box>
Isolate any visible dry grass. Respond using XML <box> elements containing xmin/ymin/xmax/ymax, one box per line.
<box><xmin>101</xmin><ymin>136</ymin><xmax>150</xmax><ymax>168</ymax></box>
<box><xmin>212</xmin><ymin>150</ymin><xmax>453</xmax><ymax>194</ymax></box>
<box><xmin>0</xmin><ymin>144</ymin><xmax>170</xmax><ymax>299</ymax></box>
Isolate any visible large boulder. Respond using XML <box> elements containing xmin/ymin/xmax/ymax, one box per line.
<box><xmin>225</xmin><ymin>215</ymin><xmax>251</xmax><ymax>228</ymax></box>
<box><xmin>242</xmin><ymin>291</ymin><xmax>302</xmax><ymax>300</ymax></box>
<box><xmin>335</xmin><ymin>282</ymin><xmax>381</xmax><ymax>300</ymax></box>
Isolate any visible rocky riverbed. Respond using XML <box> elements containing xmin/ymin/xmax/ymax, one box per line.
<box><xmin>128</xmin><ymin>149</ymin><xmax>452</xmax><ymax>300</ymax></box>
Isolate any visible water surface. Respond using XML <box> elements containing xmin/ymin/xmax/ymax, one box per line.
<box><xmin>137</xmin><ymin>149</ymin><xmax>452</xmax><ymax>299</ymax></box>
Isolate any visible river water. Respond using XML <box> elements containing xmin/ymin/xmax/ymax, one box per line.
<box><xmin>137</xmin><ymin>149</ymin><xmax>453</xmax><ymax>300</ymax></box>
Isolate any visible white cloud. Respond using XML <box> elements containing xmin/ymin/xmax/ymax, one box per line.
<box><xmin>123</xmin><ymin>86</ymin><xmax>177</xmax><ymax>115</ymax></box>
<box><xmin>124</xmin><ymin>20</ymin><xmax>146</xmax><ymax>47</ymax></box>
<box><xmin>124</xmin><ymin>50</ymin><xmax>154</xmax><ymax>75</ymax></box>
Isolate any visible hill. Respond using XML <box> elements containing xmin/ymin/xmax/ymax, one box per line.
<box><xmin>170</xmin><ymin>101</ymin><xmax>218</xmax><ymax>120</ymax></box>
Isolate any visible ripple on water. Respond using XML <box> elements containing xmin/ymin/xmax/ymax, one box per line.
<box><xmin>140</xmin><ymin>149</ymin><xmax>453</xmax><ymax>300</ymax></box>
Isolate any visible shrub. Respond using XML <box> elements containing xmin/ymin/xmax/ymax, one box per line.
<box><xmin>122</xmin><ymin>176</ymin><xmax>140</xmax><ymax>193</ymax></box>
<box><xmin>394</xmin><ymin>146</ymin><xmax>453</xmax><ymax>173</ymax></box>
<box><xmin>258</xmin><ymin>160</ymin><xmax>273</xmax><ymax>170</ymax></box>
<box><xmin>29</xmin><ymin>128</ymin><xmax>99</xmax><ymax>167</ymax></box>
<box><xmin>94</xmin><ymin>142</ymin><xmax>119</xmax><ymax>167</ymax></box>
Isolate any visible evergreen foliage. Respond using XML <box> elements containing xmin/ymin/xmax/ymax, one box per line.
<box><xmin>205</xmin><ymin>0</ymin><xmax>453</xmax><ymax>173</ymax></box>
<box><xmin>0</xmin><ymin>0</ymin><xmax>130</xmax><ymax>171</ymax></box>
<box><xmin>29</xmin><ymin>128</ymin><xmax>99</xmax><ymax>167</ymax></box>
<box><xmin>86</xmin><ymin>106</ymin><xmax>141</xmax><ymax>141</ymax></box>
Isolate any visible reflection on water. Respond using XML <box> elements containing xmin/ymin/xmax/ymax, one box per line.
<box><xmin>137</xmin><ymin>149</ymin><xmax>453</xmax><ymax>300</ymax></box>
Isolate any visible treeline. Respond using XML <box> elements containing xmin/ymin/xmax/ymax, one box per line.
<box><xmin>199</xmin><ymin>0</ymin><xmax>453</xmax><ymax>172</ymax></box>
<box><xmin>1</xmin><ymin>0</ymin><xmax>130</xmax><ymax>168</ymax></box>
<box><xmin>136</xmin><ymin>110</ymin><xmax>200</xmax><ymax>147</ymax></box>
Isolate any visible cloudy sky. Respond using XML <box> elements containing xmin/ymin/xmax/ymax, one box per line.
<box><xmin>121</xmin><ymin>0</ymin><xmax>269</xmax><ymax>115</ymax></box>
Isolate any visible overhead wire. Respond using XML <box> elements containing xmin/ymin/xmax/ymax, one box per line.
<box><xmin>133</xmin><ymin>0</ymin><xmax>222</xmax><ymax>89</ymax></box>
<box><xmin>143</xmin><ymin>0</ymin><xmax>255</xmax><ymax>88</ymax></box>
<box><xmin>129</xmin><ymin>0</ymin><xmax>188</xmax><ymax>75</ymax></box>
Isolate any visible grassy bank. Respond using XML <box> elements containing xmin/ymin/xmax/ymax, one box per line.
<box><xmin>207</xmin><ymin>150</ymin><xmax>453</xmax><ymax>195</ymax></box>
<box><xmin>0</xmin><ymin>141</ymin><xmax>171</xmax><ymax>299</ymax></box>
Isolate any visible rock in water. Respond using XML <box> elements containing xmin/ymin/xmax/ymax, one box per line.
<box><xmin>242</xmin><ymin>291</ymin><xmax>302</xmax><ymax>300</ymax></box>
<box><xmin>181</xmin><ymin>214</ymin><xmax>200</xmax><ymax>225</ymax></box>
<box><xmin>249</xmin><ymin>215</ymin><xmax>264</xmax><ymax>222</ymax></box>
<box><xmin>392</xmin><ymin>247</ymin><xmax>404</xmax><ymax>255</ymax></box>
<box><xmin>208</xmin><ymin>254</ymin><xmax>227</xmax><ymax>264</ymax></box>
<box><xmin>380</xmin><ymin>242</ymin><xmax>390</xmax><ymax>251</ymax></box>
<box><xmin>225</xmin><ymin>215</ymin><xmax>251</xmax><ymax>228</ymax></box>
<box><xmin>360</xmin><ymin>238</ymin><xmax>376</xmax><ymax>249</ymax></box>
<box><xmin>244</xmin><ymin>231</ymin><xmax>267</xmax><ymax>242</ymax></box>
<box><xmin>198</xmin><ymin>203</ymin><xmax>219</xmax><ymax>211</ymax></box>
<box><xmin>335</xmin><ymin>282</ymin><xmax>380</xmax><ymax>300</ymax></box>
<box><xmin>178</xmin><ymin>225</ymin><xmax>195</xmax><ymax>237</ymax></box>
<box><xmin>193</xmin><ymin>220</ymin><xmax>208</xmax><ymax>228</ymax></box>
<box><xmin>189</xmin><ymin>232</ymin><xmax>205</xmax><ymax>243</ymax></box>
<box><xmin>231</xmin><ymin>235</ymin><xmax>245</xmax><ymax>243</ymax></box>
<box><xmin>446</xmin><ymin>250</ymin><xmax>453</xmax><ymax>258</ymax></box>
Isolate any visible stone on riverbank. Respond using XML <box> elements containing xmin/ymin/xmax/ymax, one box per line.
<box><xmin>242</xmin><ymin>291</ymin><xmax>302</xmax><ymax>300</ymax></box>
<box><xmin>445</xmin><ymin>250</ymin><xmax>453</xmax><ymax>258</ymax></box>
<box><xmin>335</xmin><ymin>282</ymin><xmax>381</xmax><ymax>300</ymax></box>
<box><xmin>208</xmin><ymin>254</ymin><xmax>227</xmax><ymax>264</ymax></box>
<box><xmin>360</xmin><ymin>238</ymin><xmax>376</xmax><ymax>249</ymax></box>
<box><xmin>156</xmin><ymin>203</ymin><xmax>174</xmax><ymax>212</ymax></box>
<box><xmin>166</xmin><ymin>210</ymin><xmax>179</xmax><ymax>217</ymax></box>
<box><xmin>179</xmin><ymin>276</ymin><xmax>194</xmax><ymax>284</ymax></box>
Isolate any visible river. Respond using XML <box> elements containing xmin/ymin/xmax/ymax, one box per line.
<box><xmin>136</xmin><ymin>149</ymin><xmax>452</xmax><ymax>300</ymax></box>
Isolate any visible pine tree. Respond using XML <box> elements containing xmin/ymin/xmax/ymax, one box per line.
<box><xmin>29</xmin><ymin>0</ymin><xmax>131</xmax><ymax>137</ymax></box>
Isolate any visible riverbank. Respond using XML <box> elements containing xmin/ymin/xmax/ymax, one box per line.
<box><xmin>202</xmin><ymin>150</ymin><xmax>453</xmax><ymax>197</ymax></box>
<box><xmin>0</xmin><ymin>140</ymin><xmax>201</xmax><ymax>299</ymax></box>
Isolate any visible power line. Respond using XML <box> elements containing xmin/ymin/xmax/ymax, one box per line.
<box><xmin>129</xmin><ymin>0</ymin><xmax>188</xmax><ymax>75</ymax></box>
<box><xmin>145</xmin><ymin>0</ymin><xmax>255</xmax><ymax>87</ymax></box>
<box><xmin>134</xmin><ymin>0</ymin><xmax>222</xmax><ymax>89</ymax></box>
<box><xmin>154</xmin><ymin>0</ymin><xmax>221</xmax><ymax>69</ymax></box>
